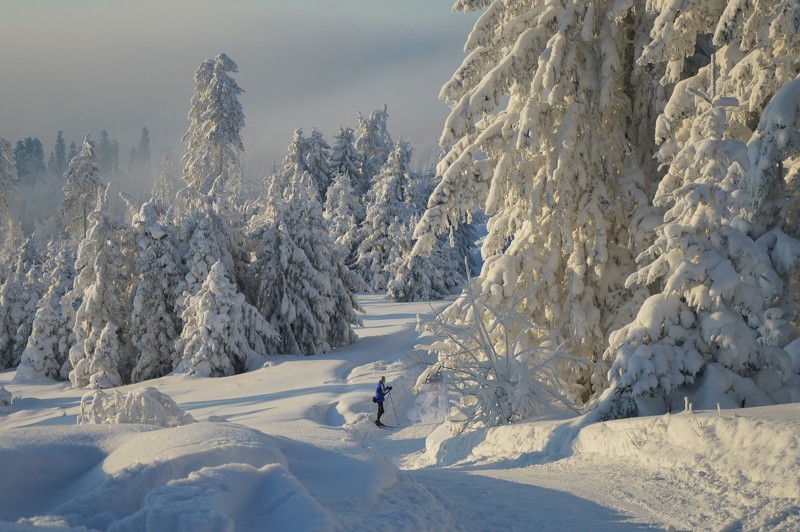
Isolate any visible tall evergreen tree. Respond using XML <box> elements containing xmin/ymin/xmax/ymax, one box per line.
<box><xmin>0</xmin><ymin>239</ymin><xmax>44</xmax><ymax>369</ymax></box>
<box><xmin>182</xmin><ymin>53</ymin><xmax>245</xmax><ymax>199</ymax></box>
<box><xmin>16</xmin><ymin>242</ymin><xmax>76</xmax><ymax>381</ymax></box>
<box><xmin>48</xmin><ymin>131</ymin><xmax>68</xmax><ymax>177</ymax></box>
<box><xmin>305</xmin><ymin>128</ymin><xmax>333</xmax><ymax>200</ymax></box>
<box><xmin>594</xmin><ymin>87</ymin><xmax>799</xmax><ymax>420</ymax></box>
<box><xmin>129</xmin><ymin>200</ymin><xmax>182</xmax><ymax>382</ymax></box>
<box><xmin>246</xmin><ymin>169</ymin><xmax>363</xmax><ymax>355</ymax></box>
<box><xmin>14</xmin><ymin>138</ymin><xmax>47</xmax><ymax>183</ymax></box>
<box><xmin>414</xmin><ymin>0</ymin><xmax>656</xmax><ymax>405</ymax></box>
<box><xmin>129</xmin><ymin>127</ymin><xmax>152</xmax><ymax>180</ymax></box>
<box><xmin>68</xmin><ymin>187</ymin><xmax>133</xmax><ymax>389</ymax></box>
<box><xmin>356</xmin><ymin>141</ymin><xmax>416</xmax><ymax>292</ymax></box>
<box><xmin>61</xmin><ymin>135</ymin><xmax>103</xmax><ymax>243</ymax></box>
<box><xmin>177</xmin><ymin>260</ymin><xmax>276</xmax><ymax>377</ymax></box>
<box><xmin>355</xmin><ymin>106</ymin><xmax>393</xmax><ymax>198</ymax></box>
<box><xmin>0</xmin><ymin>138</ymin><xmax>22</xmax><ymax>270</ymax></box>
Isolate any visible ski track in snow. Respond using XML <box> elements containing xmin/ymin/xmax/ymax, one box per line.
<box><xmin>0</xmin><ymin>294</ymin><xmax>798</xmax><ymax>530</ymax></box>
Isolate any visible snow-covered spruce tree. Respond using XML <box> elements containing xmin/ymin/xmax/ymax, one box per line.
<box><xmin>129</xmin><ymin>127</ymin><xmax>152</xmax><ymax>180</ymax></box>
<box><xmin>0</xmin><ymin>239</ymin><xmax>45</xmax><ymax>369</ymax></box>
<box><xmin>323</xmin><ymin>171</ymin><xmax>362</xmax><ymax>264</ymax></box>
<box><xmin>388</xmin><ymin>171</ymin><xmax>473</xmax><ymax>302</ymax></box>
<box><xmin>643</xmin><ymin>0</ymin><xmax>800</xmax><ymax>167</ymax></box>
<box><xmin>744</xmin><ymin>75</ymin><xmax>800</xmax><ymax>385</ymax></box>
<box><xmin>177</xmin><ymin>260</ymin><xmax>277</xmax><ymax>377</ymax></box>
<box><xmin>151</xmin><ymin>152</ymin><xmax>182</xmax><ymax>206</ymax></box>
<box><xmin>174</xmin><ymin>199</ymin><xmax>247</xmax><ymax>314</ymax></box>
<box><xmin>417</xmin><ymin>278</ymin><xmax>578</xmax><ymax>431</ymax></box>
<box><xmin>355</xmin><ymin>105</ymin><xmax>394</xmax><ymax>198</ymax></box>
<box><xmin>182</xmin><ymin>53</ymin><xmax>245</xmax><ymax>199</ymax></box>
<box><xmin>61</xmin><ymin>134</ymin><xmax>103</xmax><ymax>244</ymax></box>
<box><xmin>68</xmin><ymin>186</ymin><xmax>133</xmax><ymax>389</ymax></box>
<box><xmin>593</xmin><ymin>85</ymin><xmax>800</xmax><ymax>420</ymax></box>
<box><xmin>16</xmin><ymin>242</ymin><xmax>76</xmax><ymax>381</ymax></box>
<box><xmin>356</xmin><ymin>141</ymin><xmax>417</xmax><ymax>292</ymax></box>
<box><xmin>414</xmin><ymin>1</ymin><xmax>655</xmax><ymax>406</ymax></box>
<box><xmin>246</xmin><ymin>171</ymin><xmax>363</xmax><ymax>355</ymax></box>
<box><xmin>0</xmin><ymin>137</ymin><xmax>23</xmax><ymax>270</ymax></box>
<box><xmin>263</xmin><ymin>129</ymin><xmax>309</xmax><ymax>210</ymax></box>
<box><xmin>129</xmin><ymin>200</ymin><xmax>182</xmax><ymax>382</ymax></box>
<box><xmin>305</xmin><ymin>128</ymin><xmax>333</xmax><ymax>200</ymax></box>
<box><xmin>329</xmin><ymin>127</ymin><xmax>364</xmax><ymax>218</ymax></box>
<box><xmin>49</xmin><ymin>131</ymin><xmax>68</xmax><ymax>178</ymax></box>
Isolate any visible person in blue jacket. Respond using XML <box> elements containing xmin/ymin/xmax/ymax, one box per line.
<box><xmin>374</xmin><ymin>376</ymin><xmax>392</xmax><ymax>426</ymax></box>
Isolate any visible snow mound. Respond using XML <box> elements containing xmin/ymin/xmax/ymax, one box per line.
<box><xmin>78</xmin><ymin>387</ymin><xmax>195</xmax><ymax>427</ymax></box>
<box><xmin>0</xmin><ymin>423</ymin><xmax>332</xmax><ymax>531</ymax></box>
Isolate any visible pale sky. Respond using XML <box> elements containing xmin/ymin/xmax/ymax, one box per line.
<box><xmin>1</xmin><ymin>0</ymin><xmax>478</xmax><ymax>171</ymax></box>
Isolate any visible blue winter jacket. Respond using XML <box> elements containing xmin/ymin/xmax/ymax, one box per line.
<box><xmin>374</xmin><ymin>381</ymin><xmax>390</xmax><ymax>403</ymax></box>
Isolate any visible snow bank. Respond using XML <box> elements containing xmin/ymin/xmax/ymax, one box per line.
<box><xmin>575</xmin><ymin>406</ymin><xmax>800</xmax><ymax>500</ymax></box>
<box><xmin>78</xmin><ymin>386</ymin><xmax>195</xmax><ymax>427</ymax></box>
<box><xmin>418</xmin><ymin>406</ymin><xmax>800</xmax><ymax>500</ymax></box>
<box><xmin>0</xmin><ymin>422</ymin><xmax>332</xmax><ymax>531</ymax></box>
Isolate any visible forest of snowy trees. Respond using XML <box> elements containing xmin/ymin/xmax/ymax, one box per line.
<box><xmin>1</xmin><ymin>1</ymin><xmax>800</xmax><ymax>428</ymax></box>
<box><xmin>0</xmin><ymin>53</ymin><xmax>475</xmax><ymax>389</ymax></box>
<box><xmin>414</xmin><ymin>0</ymin><xmax>800</xmax><ymax>426</ymax></box>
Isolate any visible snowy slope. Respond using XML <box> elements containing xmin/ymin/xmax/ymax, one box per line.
<box><xmin>0</xmin><ymin>295</ymin><xmax>798</xmax><ymax>530</ymax></box>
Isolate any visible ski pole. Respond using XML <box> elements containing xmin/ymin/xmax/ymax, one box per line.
<box><xmin>388</xmin><ymin>392</ymin><xmax>399</xmax><ymax>426</ymax></box>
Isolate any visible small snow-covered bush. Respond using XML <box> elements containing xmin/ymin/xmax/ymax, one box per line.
<box><xmin>417</xmin><ymin>281</ymin><xmax>580</xmax><ymax>433</ymax></box>
<box><xmin>78</xmin><ymin>387</ymin><xmax>195</xmax><ymax>427</ymax></box>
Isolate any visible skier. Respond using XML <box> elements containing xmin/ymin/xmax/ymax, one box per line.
<box><xmin>374</xmin><ymin>376</ymin><xmax>392</xmax><ymax>426</ymax></box>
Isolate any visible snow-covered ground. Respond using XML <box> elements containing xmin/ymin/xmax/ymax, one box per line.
<box><xmin>0</xmin><ymin>295</ymin><xmax>798</xmax><ymax>531</ymax></box>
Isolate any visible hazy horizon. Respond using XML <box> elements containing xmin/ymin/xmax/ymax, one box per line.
<box><xmin>1</xmin><ymin>0</ymin><xmax>478</xmax><ymax>173</ymax></box>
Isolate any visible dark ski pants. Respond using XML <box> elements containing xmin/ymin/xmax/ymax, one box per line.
<box><xmin>377</xmin><ymin>401</ymin><xmax>385</xmax><ymax>422</ymax></box>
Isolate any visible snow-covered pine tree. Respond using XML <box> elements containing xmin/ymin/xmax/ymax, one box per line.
<box><xmin>323</xmin><ymin>171</ymin><xmax>361</xmax><ymax>264</ymax></box>
<box><xmin>247</xmin><ymin>170</ymin><xmax>363</xmax><ymax>355</ymax></box>
<box><xmin>329</xmin><ymin>126</ymin><xmax>364</xmax><ymax>217</ymax></box>
<box><xmin>356</xmin><ymin>141</ymin><xmax>417</xmax><ymax>292</ymax></box>
<box><xmin>151</xmin><ymin>152</ymin><xmax>182</xmax><ymax>207</ymax></box>
<box><xmin>0</xmin><ymin>138</ymin><xmax>22</xmax><ymax>271</ymax></box>
<box><xmin>413</xmin><ymin>0</ymin><xmax>655</xmax><ymax>407</ymax></box>
<box><xmin>16</xmin><ymin>242</ymin><xmax>76</xmax><ymax>381</ymax></box>
<box><xmin>0</xmin><ymin>239</ymin><xmax>44</xmax><ymax>369</ymax></box>
<box><xmin>68</xmin><ymin>186</ymin><xmax>133</xmax><ymax>389</ymax></box>
<box><xmin>174</xmin><ymin>200</ymin><xmax>245</xmax><ymax>314</ymax></box>
<box><xmin>593</xmin><ymin>83</ymin><xmax>799</xmax><ymax>420</ymax></box>
<box><xmin>177</xmin><ymin>260</ymin><xmax>276</xmax><ymax>377</ymax></box>
<box><xmin>305</xmin><ymin>128</ymin><xmax>333</xmax><ymax>200</ymax></box>
<box><xmin>388</xmin><ymin>170</ymin><xmax>473</xmax><ymax>302</ymax></box>
<box><xmin>265</xmin><ymin>129</ymin><xmax>309</xmax><ymax>207</ymax></box>
<box><xmin>643</xmin><ymin>0</ymin><xmax>800</xmax><ymax>168</ymax></box>
<box><xmin>355</xmin><ymin>106</ymin><xmax>393</xmax><ymax>198</ymax></box>
<box><xmin>49</xmin><ymin>131</ymin><xmax>68</xmax><ymax>178</ymax></box>
<box><xmin>129</xmin><ymin>200</ymin><xmax>182</xmax><ymax>382</ymax></box>
<box><xmin>129</xmin><ymin>127</ymin><xmax>151</xmax><ymax>180</ymax></box>
<box><xmin>96</xmin><ymin>131</ymin><xmax>117</xmax><ymax>178</ymax></box>
<box><xmin>182</xmin><ymin>53</ymin><xmax>245</xmax><ymax>201</ymax></box>
<box><xmin>61</xmin><ymin>134</ymin><xmax>103</xmax><ymax>243</ymax></box>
